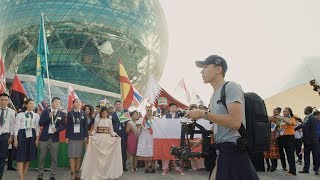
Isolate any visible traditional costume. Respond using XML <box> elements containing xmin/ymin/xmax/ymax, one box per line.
<box><xmin>81</xmin><ymin>117</ymin><xmax>123</xmax><ymax>180</ymax></box>
<box><xmin>136</xmin><ymin>106</ymin><xmax>154</xmax><ymax>160</ymax></box>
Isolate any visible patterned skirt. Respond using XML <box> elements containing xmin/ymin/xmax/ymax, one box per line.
<box><xmin>264</xmin><ymin>138</ymin><xmax>280</xmax><ymax>159</ymax></box>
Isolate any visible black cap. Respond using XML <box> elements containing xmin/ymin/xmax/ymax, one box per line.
<box><xmin>195</xmin><ymin>55</ymin><xmax>228</xmax><ymax>72</ymax></box>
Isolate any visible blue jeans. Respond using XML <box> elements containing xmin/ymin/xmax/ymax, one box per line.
<box><xmin>0</xmin><ymin>133</ymin><xmax>9</xmax><ymax>177</ymax></box>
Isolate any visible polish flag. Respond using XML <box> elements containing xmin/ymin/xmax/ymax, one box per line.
<box><xmin>0</xmin><ymin>55</ymin><xmax>6</xmax><ymax>94</ymax></box>
<box><xmin>67</xmin><ymin>83</ymin><xmax>79</xmax><ymax>111</ymax></box>
<box><xmin>153</xmin><ymin>118</ymin><xmax>211</xmax><ymax>160</ymax></box>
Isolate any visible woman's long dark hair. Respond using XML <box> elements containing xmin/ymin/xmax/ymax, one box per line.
<box><xmin>285</xmin><ymin>107</ymin><xmax>294</xmax><ymax>117</ymax></box>
<box><xmin>82</xmin><ymin>105</ymin><xmax>94</xmax><ymax>118</ymax></box>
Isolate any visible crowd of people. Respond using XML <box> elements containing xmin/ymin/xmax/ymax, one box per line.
<box><xmin>1</xmin><ymin>54</ymin><xmax>320</xmax><ymax>180</ymax></box>
<box><xmin>0</xmin><ymin>92</ymin><xmax>209</xmax><ymax>180</ymax></box>
<box><xmin>261</xmin><ymin>106</ymin><xmax>320</xmax><ymax>176</ymax></box>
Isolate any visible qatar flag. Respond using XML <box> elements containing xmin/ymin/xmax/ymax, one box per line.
<box><xmin>60</xmin><ymin>83</ymin><xmax>79</xmax><ymax>142</ymax></box>
<box><xmin>67</xmin><ymin>83</ymin><xmax>79</xmax><ymax>111</ymax></box>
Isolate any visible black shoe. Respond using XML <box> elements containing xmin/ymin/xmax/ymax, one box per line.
<box><xmin>37</xmin><ymin>178</ymin><xmax>43</xmax><ymax>180</ymax></box>
<box><xmin>267</xmin><ymin>166</ymin><xmax>271</xmax><ymax>171</ymax></box>
<box><xmin>283</xmin><ymin>168</ymin><xmax>288</xmax><ymax>171</ymax></box>
<box><xmin>7</xmin><ymin>167</ymin><xmax>17</xmax><ymax>171</ymax></box>
<box><xmin>123</xmin><ymin>167</ymin><xmax>128</xmax><ymax>171</ymax></box>
<box><xmin>151</xmin><ymin>169</ymin><xmax>156</xmax><ymax>173</ymax></box>
<box><xmin>145</xmin><ymin>169</ymin><xmax>150</xmax><ymax>173</ymax></box>
<box><xmin>315</xmin><ymin>171</ymin><xmax>319</xmax><ymax>175</ymax></box>
<box><xmin>50</xmin><ymin>177</ymin><xmax>56</xmax><ymax>180</ymax></box>
<box><xmin>270</xmin><ymin>167</ymin><xmax>276</xmax><ymax>172</ymax></box>
<box><xmin>299</xmin><ymin>170</ymin><xmax>309</xmax><ymax>173</ymax></box>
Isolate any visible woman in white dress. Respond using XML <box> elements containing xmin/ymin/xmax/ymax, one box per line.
<box><xmin>136</xmin><ymin>105</ymin><xmax>155</xmax><ymax>173</ymax></box>
<box><xmin>81</xmin><ymin>107</ymin><xmax>123</xmax><ymax>180</ymax></box>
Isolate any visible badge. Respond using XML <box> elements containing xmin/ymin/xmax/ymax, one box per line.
<box><xmin>25</xmin><ymin>129</ymin><xmax>33</xmax><ymax>138</ymax></box>
<box><xmin>48</xmin><ymin>124</ymin><xmax>54</xmax><ymax>134</ymax></box>
<box><xmin>74</xmin><ymin>124</ymin><xmax>80</xmax><ymax>133</ymax></box>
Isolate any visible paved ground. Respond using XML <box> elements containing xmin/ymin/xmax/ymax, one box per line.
<box><xmin>3</xmin><ymin>162</ymin><xmax>319</xmax><ymax>179</ymax></box>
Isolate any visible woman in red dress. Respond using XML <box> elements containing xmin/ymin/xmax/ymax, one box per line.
<box><xmin>126</xmin><ymin>110</ymin><xmax>140</xmax><ymax>172</ymax></box>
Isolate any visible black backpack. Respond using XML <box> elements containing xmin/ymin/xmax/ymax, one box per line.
<box><xmin>220</xmin><ymin>81</ymin><xmax>271</xmax><ymax>152</ymax></box>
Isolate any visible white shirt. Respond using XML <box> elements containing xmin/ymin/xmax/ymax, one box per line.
<box><xmin>14</xmin><ymin>111</ymin><xmax>40</xmax><ymax>136</ymax></box>
<box><xmin>0</xmin><ymin>107</ymin><xmax>15</xmax><ymax>135</ymax></box>
<box><xmin>294</xmin><ymin>122</ymin><xmax>303</xmax><ymax>139</ymax></box>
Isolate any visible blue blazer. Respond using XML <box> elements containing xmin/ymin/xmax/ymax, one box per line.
<box><xmin>39</xmin><ymin>109</ymin><xmax>66</xmax><ymax>142</ymax></box>
<box><xmin>296</xmin><ymin>115</ymin><xmax>319</xmax><ymax>145</ymax></box>
<box><xmin>111</xmin><ymin>111</ymin><xmax>127</xmax><ymax>139</ymax></box>
<box><xmin>65</xmin><ymin>110</ymin><xmax>88</xmax><ymax>140</ymax></box>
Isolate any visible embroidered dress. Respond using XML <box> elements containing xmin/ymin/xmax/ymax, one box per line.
<box><xmin>264</xmin><ymin>117</ymin><xmax>280</xmax><ymax>159</ymax></box>
<box><xmin>137</xmin><ymin>116</ymin><xmax>154</xmax><ymax>160</ymax></box>
<box><xmin>81</xmin><ymin>118</ymin><xmax>123</xmax><ymax>180</ymax></box>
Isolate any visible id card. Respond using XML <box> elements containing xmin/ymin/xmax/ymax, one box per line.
<box><xmin>48</xmin><ymin>124</ymin><xmax>54</xmax><ymax>134</ymax></box>
<box><xmin>74</xmin><ymin>124</ymin><xmax>80</xmax><ymax>133</ymax></box>
<box><xmin>25</xmin><ymin>129</ymin><xmax>33</xmax><ymax>138</ymax></box>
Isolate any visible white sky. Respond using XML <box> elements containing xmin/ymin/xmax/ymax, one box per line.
<box><xmin>158</xmin><ymin>0</ymin><xmax>320</xmax><ymax>105</ymax></box>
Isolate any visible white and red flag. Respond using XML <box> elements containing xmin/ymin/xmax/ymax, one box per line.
<box><xmin>177</xmin><ymin>78</ymin><xmax>191</xmax><ymax>104</ymax></box>
<box><xmin>152</xmin><ymin>118</ymin><xmax>211</xmax><ymax>160</ymax></box>
<box><xmin>67</xmin><ymin>83</ymin><xmax>79</xmax><ymax>111</ymax></box>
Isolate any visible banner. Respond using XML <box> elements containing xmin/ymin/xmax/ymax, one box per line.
<box><xmin>158</xmin><ymin>97</ymin><xmax>167</xmax><ymax>106</ymax></box>
<box><xmin>153</xmin><ymin>118</ymin><xmax>211</xmax><ymax>160</ymax></box>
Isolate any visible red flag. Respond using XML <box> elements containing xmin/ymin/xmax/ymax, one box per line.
<box><xmin>0</xmin><ymin>55</ymin><xmax>6</xmax><ymax>94</ymax></box>
<box><xmin>10</xmin><ymin>74</ymin><xmax>27</xmax><ymax>109</ymax></box>
<box><xmin>178</xmin><ymin>78</ymin><xmax>191</xmax><ymax>103</ymax></box>
<box><xmin>67</xmin><ymin>83</ymin><xmax>79</xmax><ymax>111</ymax></box>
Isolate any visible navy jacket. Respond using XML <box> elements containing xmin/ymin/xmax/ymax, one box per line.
<box><xmin>39</xmin><ymin>109</ymin><xmax>66</xmax><ymax>142</ymax></box>
<box><xmin>66</xmin><ymin>110</ymin><xmax>88</xmax><ymax>140</ymax></box>
<box><xmin>295</xmin><ymin>115</ymin><xmax>318</xmax><ymax>145</ymax></box>
<box><xmin>111</xmin><ymin>111</ymin><xmax>127</xmax><ymax>139</ymax></box>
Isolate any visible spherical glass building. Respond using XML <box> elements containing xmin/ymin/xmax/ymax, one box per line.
<box><xmin>0</xmin><ymin>0</ymin><xmax>168</xmax><ymax>106</ymax></box>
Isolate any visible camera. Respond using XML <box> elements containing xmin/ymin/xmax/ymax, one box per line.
<box><xmin>169</xmin><ymin>121</ymin><xmax>213</xmax><ymax>166</ymax></box>
<box><xmin>176</xmin><ymin>110</ymin><xmax>186</xmax><ymax>118</ymax></box>
<box><xmin>170</xmin><ymin>145</ymin><xmax>202</xmax><ymax>161</ymax></box>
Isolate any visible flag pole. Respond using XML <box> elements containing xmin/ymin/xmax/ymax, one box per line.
<box><xmin>41</xmin><ymin>13</ymin><xmax>53</xmax><ymax>124</ymax></box>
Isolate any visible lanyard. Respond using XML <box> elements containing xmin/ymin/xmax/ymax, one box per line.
<box><xmin>1</xmin><ymin>108</ymin><xmax>9</xmax><ymax>125</ymax></box>
<box><xmin>52</xmin><ymin>110</ymin><xmax>60</xmax><ymax>124</ymax></box>
<box><xmin>25</xmin><ymin>112</ymin><xmax>34</xmax><ymax>128</ymax></box>
<box><xmin>72</xmin><ymin>111</ymin><xmax>81</xmax><ymax>124</ymax></box>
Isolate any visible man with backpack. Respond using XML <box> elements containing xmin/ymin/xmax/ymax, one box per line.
<box><xmin>186</xmin><ymin>55</ymin><xmax>261</xmax><ymax>180</ymax></box>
